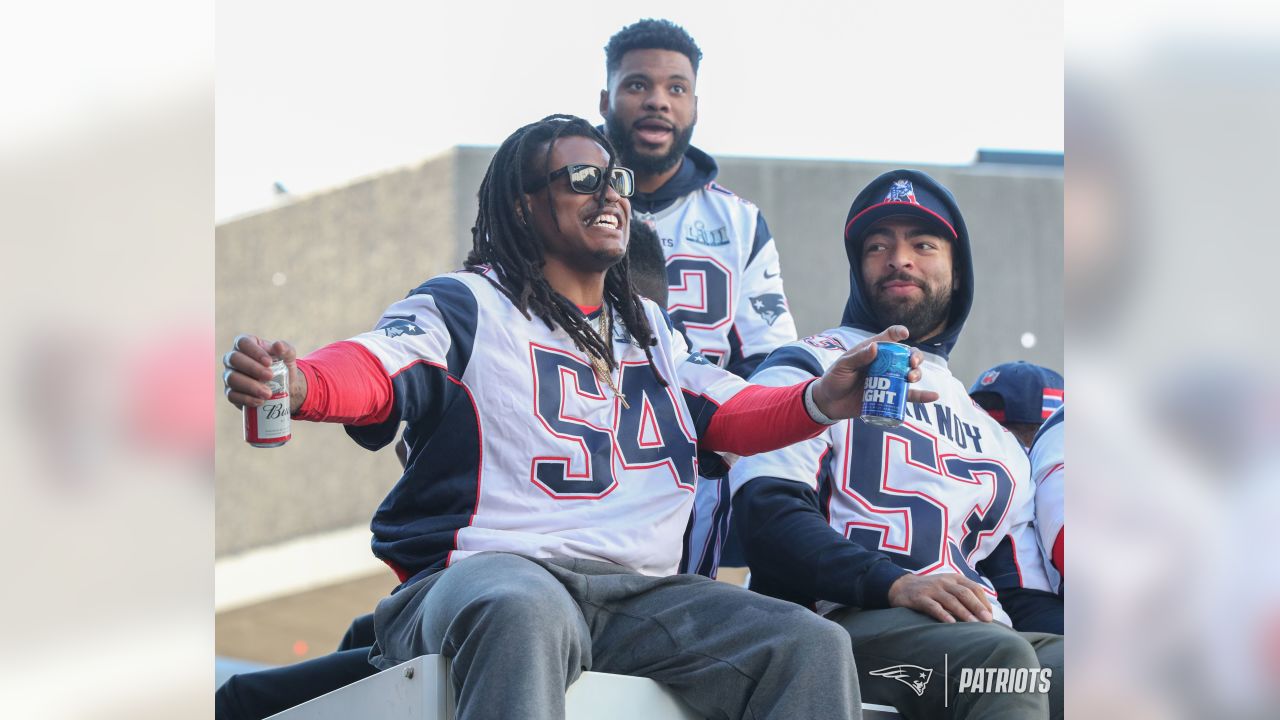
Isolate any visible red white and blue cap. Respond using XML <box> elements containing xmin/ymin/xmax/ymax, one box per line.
<box><xmin>844</xmin><ymin>176</ymin><xmax>959</xmax><ymax>244</ymax></box>
<box><xmin>968</xmin><ymin>361</ymin><xmax>1064</xmax><ymax>424</ymax></box>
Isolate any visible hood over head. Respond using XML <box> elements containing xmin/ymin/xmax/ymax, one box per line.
<box><xmin>628</xmin><ymin>144</ymin><xmax>718</xmax><ymax>214</ymax></box>
<box><xmin>840</xmin><ymin>169</ymin><xmax>974</xmax><ymax>359</ymax></box>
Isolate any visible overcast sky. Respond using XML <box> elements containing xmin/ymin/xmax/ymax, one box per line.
<box><xmin>216</xmin><ymin>0</ymin><xmax>1063</xmax><ymax>221</ymax></box>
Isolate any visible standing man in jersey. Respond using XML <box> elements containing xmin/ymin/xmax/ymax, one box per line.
<box><xmin>600</xmin><ymin>19</ymin><xmax>797</xmax><ymax>576</ymax></box>
<box><xmin>731</xmin><ymin>170</ymin><xmax>1063</xmax><ymax>719</ymax></box>
<box><xmin>222</xmin><ymin>115</ymin><xmax>939</xmax><ymax>720</ymax></box>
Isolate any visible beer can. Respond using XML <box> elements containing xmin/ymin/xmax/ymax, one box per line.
<box><xmin>245</xmin><ymin>358</ymin><xmax>291</xmax><ymax>447</ymax></box>
<box><xmin>860</xmin><ymin>342</ymin><xmax>910</xmax><ymax>427</ymax></box>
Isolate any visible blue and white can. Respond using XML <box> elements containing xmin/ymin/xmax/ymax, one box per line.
<box><xmin>860</xmin><ymin>342</ymin><xmax>910</xmax><ymax>427</ymax></box>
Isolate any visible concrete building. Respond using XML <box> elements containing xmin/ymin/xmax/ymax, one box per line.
<box><xmin>215</xmin><ymin>147</ymin><xmax>1062</xmax><ymax>664</ymax></box>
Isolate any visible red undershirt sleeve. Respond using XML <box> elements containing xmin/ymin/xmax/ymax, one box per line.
<box><xmin>292</xmin><ymin>341</ymin><xmax>395</xmax><ymax>425</ymax></box>
<box><xmin>700</xmin><ymin>379</ymin><xmax>826</xmax><ymax>455</ymax></box>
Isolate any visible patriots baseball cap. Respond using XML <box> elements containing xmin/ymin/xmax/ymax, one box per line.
<box><xmin>969</xmin><ymin>361</ymin><xmax>1064</xmax><ymax>425</ymax></box>
<box><xmin>844</xmin><ymin>174</ymin><xmax>959</xmax><ymax>244</ymax></box>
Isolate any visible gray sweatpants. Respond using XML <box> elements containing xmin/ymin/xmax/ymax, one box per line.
<box><xmin>829</xmin><ymin>606</ymin><xmax>1063</xmax><ymax>720</ymax></box>
<box><xmin>369</xmin><ymin>552</ymin><xmax>859</xmax><ymax>720</ymax></box>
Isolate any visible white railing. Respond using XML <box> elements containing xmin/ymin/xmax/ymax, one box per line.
<box><xmin>266</xmin><ymin>654</ymin><xmax>901</xmax><ymax>719</ymax></box>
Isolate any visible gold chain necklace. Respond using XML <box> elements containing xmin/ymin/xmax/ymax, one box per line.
<box><xmin>589</xmin><ymin>309</ymin><xmax>629</xmax><ymax>409</ymax></box>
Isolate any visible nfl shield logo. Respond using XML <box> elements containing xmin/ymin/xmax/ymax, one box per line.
<box><xmin>979</xmin><ymin>370</ymin><xmax>1000</xmax><ymax>386</ymax></box>
<box><xmin>885</xmin><ymin>179</ymin><xmax>918</xmax><ymax>204</ymax></box>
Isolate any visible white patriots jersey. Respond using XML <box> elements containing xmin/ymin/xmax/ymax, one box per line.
<box><xmin>728</xmin><ymin>327</ymin><xmax>1053</xmax><ymax>625</ymax></box>
<box><xmin>638</xmin><ymin>182</ymin><xmax>798</xmax><ymax>375</ymax></box>
<box><xmin>1030</xmin><ymin>406</ymin><xmax>1064</xmax><ymax>593</ymax></box>
<box><xmin>341</xmin><ymin>268</ymin><xmax>750</xmax><ymax>584</ymax></box>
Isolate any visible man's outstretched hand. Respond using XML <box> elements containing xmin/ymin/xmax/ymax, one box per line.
<box><xmin>809</xmin><ymin>325</ymin><xmax>939</xmax><ymax>421</ymax></box>
<box><xmin>222</xmin><ymin>334</ymin><xmax>307</xmax><ymax>412</ymax></box>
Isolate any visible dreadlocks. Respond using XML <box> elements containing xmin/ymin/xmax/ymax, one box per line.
<box><xmin>465</xmin><ymin>114</ymin><xmax>666</xmax><ymax>386</ymax></box>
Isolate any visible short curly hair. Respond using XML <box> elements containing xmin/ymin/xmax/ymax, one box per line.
<box><xmin>605</xmin><ymin>19</ymin><xmax>702</xmax><ymax>77</ymax></box>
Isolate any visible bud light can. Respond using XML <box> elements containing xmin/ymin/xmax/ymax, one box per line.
<box><xmin>861</xmin><ymin>342</ymin><xmax>910</xmax><ymax>427</ymax></box>
<box><xmin>245</xmin><ymin>358</ymin><xmax>291</xmax><ymax>447</ymax></box>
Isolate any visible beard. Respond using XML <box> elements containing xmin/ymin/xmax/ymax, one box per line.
<box><xmin>867</xmin><ymin>271</ymin><xmax>953</xmax><ymax>342</ymax></box>
<box><xmin>605</xmin><ymin>113</ymin><xmax>695</xmax><ymax>178</ymax></box>
<box><xmin>590</xmin><ymin>245</ymin><xmax>627</xmax><ymax>270</ymax></box>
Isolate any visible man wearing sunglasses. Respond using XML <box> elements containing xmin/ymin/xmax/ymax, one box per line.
<box><xmin>530</xmin><ymin>163</ymin><xmax>636</xmax><ymax>197</ymax></box>
<box><xmin>216</xmin><ymin>204</ymin><xmax>672</xmax><ymax>720</ymax></box>
<box><xmin>222</xmin><ymin>114</ymin><xmax>941</xmax><ymax>719</ymax></box>
<box><xmin>601</xmin><ymin>19</ymin><xmax>798</xmax><ymax>579</ymax></box>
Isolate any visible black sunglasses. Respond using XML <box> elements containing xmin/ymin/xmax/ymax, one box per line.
<box><xmin>527</xmin><ymin>164</ymin><xmax>635</xmax><ymax>198</ymax></box>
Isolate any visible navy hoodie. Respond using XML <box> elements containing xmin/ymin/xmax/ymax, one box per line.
<box><xmin>621</xmin><ymin>142</ymin><xmax>720</xmax><ymax>215</ymax></box>
<box><xmin>840</xmin><ymin>169</ymin><xmax>974</xmax><ymax>360</ymax></box>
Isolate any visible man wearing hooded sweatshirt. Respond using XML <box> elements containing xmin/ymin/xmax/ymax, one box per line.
<box><xmin>600</xmin><ymin>19</ymin><xmax>798</xmax><ymax>578</ymax></box>
<box><xmin>730</xmin><ymin>170</ymin><xmax>1064</xmax><ymax>719</ymax></box>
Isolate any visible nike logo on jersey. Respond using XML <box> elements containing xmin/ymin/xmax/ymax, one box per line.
<box><xmin>763</xmin><ymin>268</ymin><xmax>780</xmax><ymax>279</ymax></box>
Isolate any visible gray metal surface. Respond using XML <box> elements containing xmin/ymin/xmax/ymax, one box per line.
<box><xmin>266</xmin><ymin>653</ymin><xmax>901</xmax><ymax>719</ymax></box>
<box><xmin>267</xmin><ymin>656</ymin><xmax>452</xmax><ymax>720</ymax></box>
<box><xmin>266</xmin><ymin>654</ymin><xmax>703</xmax><ymax>720</ymax></box>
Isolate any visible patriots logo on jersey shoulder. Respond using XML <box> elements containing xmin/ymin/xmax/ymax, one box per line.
<box><xmin>886</xmin><ymin>179</ymin><xmax>919</xmax><ymax>204</ymax></box>
<box><xmin>870</xmin><ymin>664</ymin><xmax>934</xmax><ymax>697</ymax></box>
<box><xmin>378</xmin><ymin>319</ymin><xmax>424</xmax><ymax>338</ymax></box>
<box><xmin>802</xmin><ymin>334</ymin><xmax>846</xmax><ymax>351</ymax></box>
<box><xmin>979</xmin><ymin>370</ymin><xmax>1000</xmax><ymax>386</ymax></box>
<box><xmin>749</xmin><ymin>293</ymin><xmax>787</xmax><ymax>326</ymax></box>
